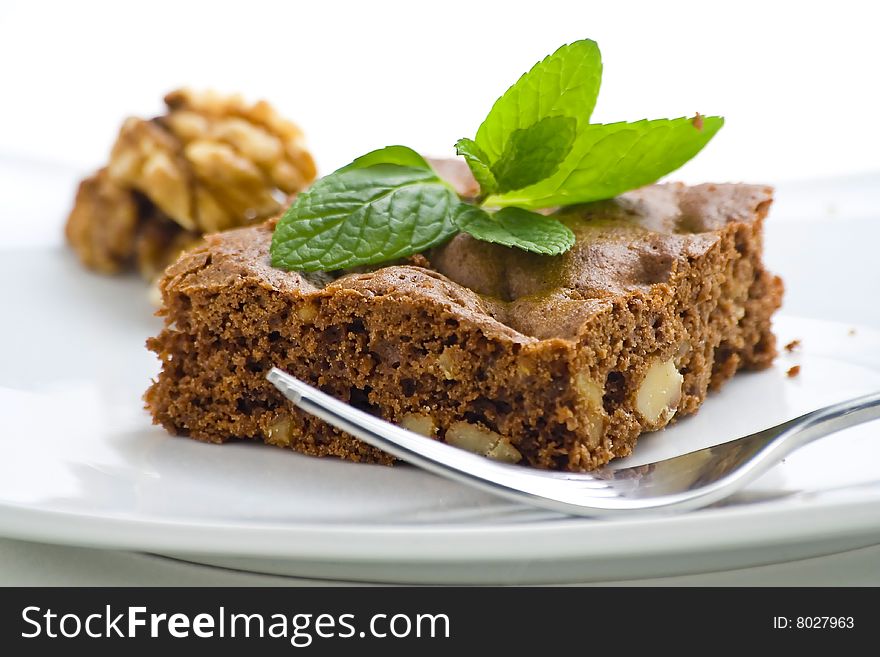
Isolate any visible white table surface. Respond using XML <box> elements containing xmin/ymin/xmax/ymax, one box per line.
<box><xmin>2</xmin><ymin>156</ymin><xmax>879</xmax><ymax>585</ymax></box>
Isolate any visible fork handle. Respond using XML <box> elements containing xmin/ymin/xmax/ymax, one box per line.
<box><xmin>767</xmin><ymin>390</ymin><xmax>880</xmax><ymax>455</ymax></box>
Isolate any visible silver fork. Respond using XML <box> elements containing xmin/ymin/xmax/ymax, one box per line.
<box><xmin>267</xmin><ymin>368</ymin><xmax>880</xmax><ymax>517</ymax></box>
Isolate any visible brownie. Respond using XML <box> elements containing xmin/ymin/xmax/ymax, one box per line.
<box><xmin>145</xmin><ymin>168</ymin><xmax>783</xmax><ymax>471</ymax></box>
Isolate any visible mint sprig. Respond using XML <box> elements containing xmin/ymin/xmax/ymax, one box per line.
<box><xmin>271</xmin><ymin>39</ymin><xmax>723</xmax><ymax>272</ymax></box>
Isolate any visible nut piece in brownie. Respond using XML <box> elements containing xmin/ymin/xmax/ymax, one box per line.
<box><xmin>65</xmin><ymin>88</ymin><xmax>316</xmax><ymax>279</ymax></box>
<box><xmin>145</xmin><ymin>169</ymin><xmax>782</xmax><ymax>471</ymax></box>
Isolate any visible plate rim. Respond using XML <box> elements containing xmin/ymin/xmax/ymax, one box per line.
<box><xmin>2</xmin><ymin>484</ymin><xmax>880</xmax><ymax>563</ymax></box>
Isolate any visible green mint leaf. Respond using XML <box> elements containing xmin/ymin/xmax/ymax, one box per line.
<box><xmin>490</xmin><ymin>115</ymin><xmax>576</xmax><ymax>193</ymax></box>
<box><xmin>271</xmin><ymin>165</ymin><xmax>458</xmax><ymax>272</ymax></box>
<box><xmin>485</xmin><ymin>115</ymin><xmax>724</xmax><ymax>209</ymax></box>
<box><xmin>455</xmin><ymin>205</ymin><xmax>575</xmax><ymax>256</ymax></box>
<box><xmin>338</xmin><ymin>145</ymin><xmax>431</xmax><ymax>172</ymax></box>
<box><xmin>454</xmin><ymin>138</ymin><xmax>497</xmax><ymax>195</ymax></box>
<box><xmin>474</xmin><ymin>39</ymin><xmax>602</xmax><ymax>162</ymax></box>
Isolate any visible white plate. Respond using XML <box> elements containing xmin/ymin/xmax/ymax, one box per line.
<box><xmin>2</xmin><ymin>158</ymin><xmax>880</xmax><ymax>584</ymax></box>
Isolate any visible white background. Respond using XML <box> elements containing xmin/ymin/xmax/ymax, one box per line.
<box><xmin>1</xmin><ymin>0</ymin><xmax>878</xmax><ymax>184</ymax></box>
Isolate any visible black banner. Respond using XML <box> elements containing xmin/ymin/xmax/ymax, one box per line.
<box><xmin>1</xmin><ymin>587</ymin><xmax>873</xmax><ymax>653</ymax></box>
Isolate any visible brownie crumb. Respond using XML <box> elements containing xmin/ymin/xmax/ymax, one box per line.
<box><xmin>783</xmin><ymin>339</ymin><xmax>801</xmax><ymax>352</ymax></box>
<box><xmin>786</xmin><ymin>365</ymin><xmax>801</xmax><ymax>378</ymax></box>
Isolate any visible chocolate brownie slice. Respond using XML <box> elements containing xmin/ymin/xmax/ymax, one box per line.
<box><xmin>145</xmin><ymin>173</ymin><xmax>782</xmax><ymax>471</ymax></box>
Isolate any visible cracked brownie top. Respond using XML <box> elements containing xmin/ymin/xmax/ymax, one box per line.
<box><xmin>161</xmin><ymin>172</ymin><xmax>773</xmax><ymax>342</ymax></box>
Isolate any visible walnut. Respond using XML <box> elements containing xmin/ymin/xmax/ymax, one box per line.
<box><xmin>266</xmin><ymin>414</ymin><xmax>295</xmax><ymax>447</ymax></box>
<box><xmin>635</xmin><ymin>357</ymin><xmax>683</xmax><ymax>427</ymax></box>
<box><xmin>65</xmin><ymin>88</ymin><xmax>316</xmax><ymax>279</ymax></box>
<box><xmin>134</xmin><ymin>213</ymin><xmax>202</xmax><ymax>281</ymax></box>
<box><xmin>164</xmin><ymin>88</ymin><xmax>315</xmax><ymax>196</ymax></box>
<box><xmin>400</xmin><ymin>413</ymin><xmax>437</xmax><ymax>437</ymax></box>
<box><xmin>65</xmin><ymin>168</ymin><xmax>139</xmax><ymax>274</ymax></box>
<box><xmin>445</xmin><ymin>421</ymin><xmax>523</xmax><ymax>464</ymax></box>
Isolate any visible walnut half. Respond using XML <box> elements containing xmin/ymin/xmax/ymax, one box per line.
<box><xmin>66</xmin><ymin>88</ymin><xmax>316</xmax><ymax>281</ymax></box>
